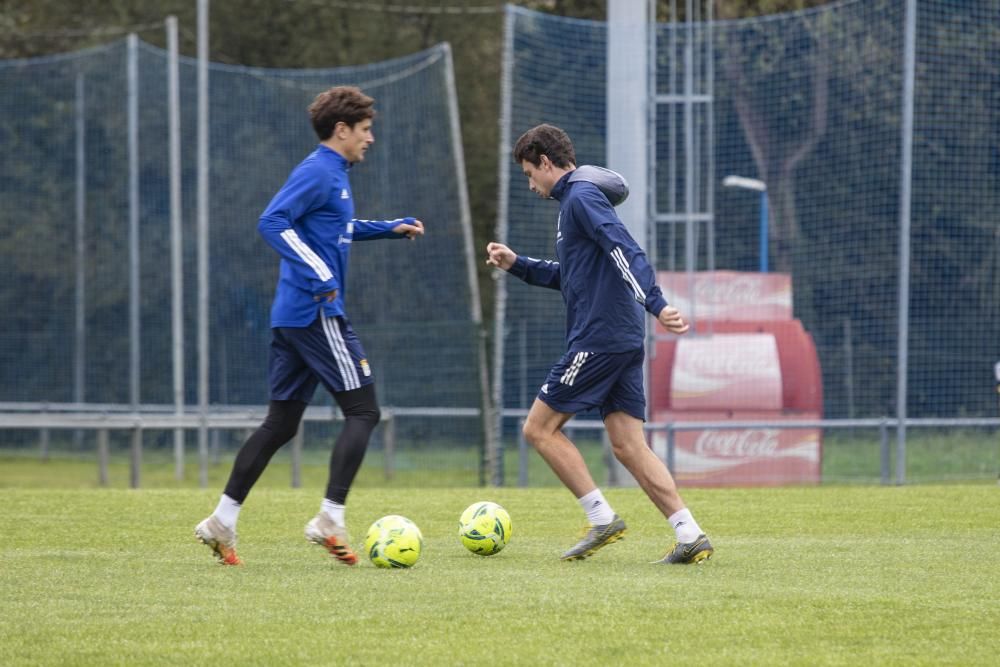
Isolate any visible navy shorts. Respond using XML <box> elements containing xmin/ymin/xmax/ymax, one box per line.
<box><xmin>269</xmin><ymin>315</ymin><xmax>374</xmax><ymax>402</ymax></box>
<box><xmin>537</xmin><ymin>348</ymin><xmax>646</xmax><ymax>421</ymax></box>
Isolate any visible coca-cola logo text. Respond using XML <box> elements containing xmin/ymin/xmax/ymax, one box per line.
<box><xmin>693</xmin><ymin>276</ymin><xmax>769</xmax><ymax>305</ymax></box>
<box><xmin>677</xmin><ymin>350</ymin><xmax>778</xmax><ymax>378</ymax></box>
<box><xmin>694</xmin><ymin>429</ymin><xmax>780</xmax><ymax>458</ymax></box>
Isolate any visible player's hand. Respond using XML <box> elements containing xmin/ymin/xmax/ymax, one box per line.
<box><xmin>314</xmin><ymin>289</ymin><xmax>338</xmax><ymax>303</ymax></box>
<box><xmin>485</xmin><ymin>242</ymin><xmax>516</xmax><ymax>271</ymax></box>
<box><xmin>393</xmin><ymin>219</ymin><xmax>424</xmax><ymax>240</ymax></box>
<box><xmin>657</xmin><ymin>305</ymin><xmax>689</xmax><ymax>335</ymax></box>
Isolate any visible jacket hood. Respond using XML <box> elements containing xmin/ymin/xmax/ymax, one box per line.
<box><xmin>567</xmin><ymin>165</ymin><xmax>630</xmax><ymax>207</ymax></box>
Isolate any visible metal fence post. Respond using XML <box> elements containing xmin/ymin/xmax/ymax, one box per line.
<box><xmin>383</xmin><ymin>411</ymin><xmax>395</xmax><ymax>482</ymax></box>
<box><xmin>167</xmin><ymin>15</ymin><xmax>185</xmax><ymax>482</ymax></box>
<box><xmin>880</xmin><ymin>418</ymin><xmax>890</xmax><ymax>485</ymax></box>
<box><xmin>127</xmin><ymin>34</ymin><xmax>141</xmax><ymax>475</ymax></box>
<box><xmin>210</xmin><ymin>429</ymin><xmax>220</xmax><ymax>465</ymax></box>
<box><xmin>196</xmin><ymin>0</ymin><xmax>211</xmax><ymax>490</ymax></box>
<box><xmin>603</xmin><ymin>429</ymin><xmax>616</xmax><ymax>486</ymax></box>
<box><xmin>666</xmin><ymin>423</ymin><xmax>676</xmax><ymax>473</ymax></box>
<box><xmin>130</xmin><ymin>426</ymin><xmax>142</xmax><ymax>488</ymax></box>
<box><xmin>518</xmin><ymin>418</ymin><xmax>528</xmax><ymax>487</ymax></box>
<box><xmin>74</xmin><ymin>73</ymin><xmax>87</xmax><ymax>453</ymax></box>
<box><xmin>895</xmin><ymin>0</ymin><xmax>917</xmax><ymax>488</ymax></box>
<box><xmin>97</xmin><ymin>428</ymin><xmax>109</xmax><ymax>486</ymax></box>
<box><xmin>291</xmin><ymin>426</ymin><xmax>303</xmax><ymax>488</ymax></box>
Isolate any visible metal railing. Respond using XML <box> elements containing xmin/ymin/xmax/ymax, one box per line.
<box><xmin>2</xmin><ymin>404</ymin><xmax>996</xmax><ymax>487</ymax></box>
<box><xmin>0</xmin><ymin>402</ymin><xmax>481</xmax><ymax>488</ymax></box>
<box><xmin>505</xmin><ymin>412</ymin><xmax>1000</xmax><ymax>487</ymax></box>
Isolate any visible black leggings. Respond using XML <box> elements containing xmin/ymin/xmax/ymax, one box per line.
<box><xmin>223</xmin><ymin>384</ymin><xmax>381</xmax><ymax>504</ymax></box>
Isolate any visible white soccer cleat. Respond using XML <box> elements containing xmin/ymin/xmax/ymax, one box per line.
<box><xmin>305</xmin><ymin>513</ymin><xmax>358</xmax><ymax>565</ymax></box>
<box><xmin>194</xmin><ymin>515</ymin><xmax>243</xmax><ymax>566</ymax></box>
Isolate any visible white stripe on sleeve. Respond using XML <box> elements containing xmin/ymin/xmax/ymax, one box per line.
<box><xmin>610</xmin><ymin>246</ymin><xmax>646</xmax><ymax>303</ymax></box>
<box><xmin>280</xmin><ymin>229</ymin><xmax>333</xmax><ymax>282</ymax></box>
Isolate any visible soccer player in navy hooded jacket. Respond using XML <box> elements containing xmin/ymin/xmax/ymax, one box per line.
<box><xmin>196</xmin><ymin>86</ymin><xmax>424</xmax><ymax>566</ymax></box>
<box><xmin>486</xmin><ymin>124</ymin><xmax>713</xmax><ymax>564</ymax></box>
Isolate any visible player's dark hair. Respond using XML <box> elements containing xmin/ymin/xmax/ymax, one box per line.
<box><xmin>308</xmin><ymin>86</ymin><xmax>375</xmax><ymax>140</ymax></box>
<box><xmin>512</xmin><ymin>124</ymin><xmax>576</xmax><ymax>168</ymax></box>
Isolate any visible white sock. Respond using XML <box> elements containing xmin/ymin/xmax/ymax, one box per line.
<box><xmin>578</xmin><ymin>488</ymin><xmax>616</xmax><ymax>526</ymax></box>
<box><xmin>321</xmin><ymin>499</ymin><xmax>345</xmax><ymax>526</ymax></box>
<box><xmin>213</xmin><ymin>494</ymin><xmax>241</xmax><ymax>529</ymax></box>
<box><xmin>668</xmin><ymin>508</ymin><xmax>703</xmax><ymax>543</ymax></box>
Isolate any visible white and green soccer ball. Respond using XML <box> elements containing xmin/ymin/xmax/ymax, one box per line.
<box><xmin>458</xmin><ymin>501</ymin><xmax>512</xmax><ymax>556</ymax></box>
<box><xmin>364</xmin><ymin>515</ymin><xmax>423</xmax><ymax>568</ymax></box>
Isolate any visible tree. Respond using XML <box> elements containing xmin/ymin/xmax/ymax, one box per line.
<box><xmin>715</xmin><ymin>0</ymin><xmax>832</xmax><ymax>273</ymax></box>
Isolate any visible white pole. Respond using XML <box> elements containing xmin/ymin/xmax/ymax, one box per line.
<box><xmin>607</xmin><ymin>0</ymin><xmax>649</xmax><ymax>246</ymax></box>
<box><xmin>197</xmin><ymin>0</ymin><xmax>210</xmax><ymax>487</ymax></box>
<box><xmin>647</xmin><ymin>0</ymin><xmax>657</xmax><ymax>271</ymax></box>
<box><xmin>74</xmin><ymin>73</ymin><xmax>86</xmax><ymax>413</ymax></box>
<box><xmin>896</xmin><ymin>0</ymin><xmax>917</xmax><ymax>485</ymax></box>
<box><xmin>128</xmin><ymin>34</ymin><xmax>140</xmax><ymax>414</ymax></box>
<box><xmin>127</xmin><ymin>33</ymin><xmax>142</xmax><ymax>488</ymax></box>
<box><xmin>441</xmin><ymin>43</ymin><xmax>498</xmax><ymax>486</ymax></box>
<box><xmin>668</xmin><ymin>0</ymin><xmax>678</xmax><ymax>270</ymax></box>
<box><xmin>167</xmin><ymin>15</ymin><xmax>186</xmax><ymax>480</ymax></box>
<box><xmin>608</xmin><ymin>0</ymin><xmax>651</xmax><ymax>487</ymax></box>
<box><xmin>705</xmin><ymin>0</ymin><xmax>715</xmax><ymax>272</ymax></box>
<box><xmin>491</xmin><ymin>6</ymin><xmax>515</xmax><ymax>473</ymax></box>
<box><xmin>683</xmin><ymin>0</ymin><xmax>696</xmax><ymax>322</ymax></box>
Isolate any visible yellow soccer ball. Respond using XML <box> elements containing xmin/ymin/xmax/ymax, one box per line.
<box><xmin>364</xmin><ymin>515</ymin><xmax>423</xmax><ymax>568</ymax></box>
<box><xmin>458</xmin><ymin>501</ymin><xmax>512</xmax><ymax>556</ymax></box>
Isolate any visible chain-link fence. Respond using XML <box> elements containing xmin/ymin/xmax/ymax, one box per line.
<box><xmin>0</xmin><ymin>37</ymin><xmax>490</xmax><ymax>485</ymax></box>
<box><xmin>495</xmin><ymin>0</ymin><xmax>1000</xmax><ymax>484</ymax></box>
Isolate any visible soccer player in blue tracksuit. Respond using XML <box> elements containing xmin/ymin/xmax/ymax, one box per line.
<box><xmin>486</xmin><ymin>124</ymin><xmax>713</xmax><ymax>564</ymax></box>
<box><xmin>196</xmin><ymin>86</ymin><xmax>424</xmax><ymax>566</ymax></box>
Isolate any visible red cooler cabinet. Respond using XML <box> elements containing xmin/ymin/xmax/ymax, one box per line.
<box><xmin>651</xmin><ymin>272</ymin><xmax>823</xmax><ymax>486</ymax></box>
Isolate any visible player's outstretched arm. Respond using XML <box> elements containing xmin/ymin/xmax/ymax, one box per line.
<box><xmin>657</xmin><ymin>305</ymin><xmax>690</xmax><ymax>335</ymax></box>
<box><xmin>485</xmin><ymin>242</ymin><xmax>516</xmax><ymax>271</ymax></box>
<box><xmin>353</xmin><ymin>216</ymin><xmax>423</xmax><ymax>241</ymax></box>
<box><xmin>487</xmin><ymin>242</ymin><xmax>561</xmax><ymax>290</ymax></box>
<box><xmin>392</xmin><ymin>219</ymin><xmax>424</xmax><ymax>240</ymax></box>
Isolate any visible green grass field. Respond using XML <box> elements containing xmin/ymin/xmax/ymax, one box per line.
<box><xmin>1</xmin><ymin>485</ymin><xmax>998</xmax><ymax>665</ymax></box>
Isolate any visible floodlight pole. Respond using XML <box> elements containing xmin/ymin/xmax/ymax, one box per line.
<box><xmin>722</xmin><ymin>175</ymin><xmax>768</xmax><ymax>273</ymax></box>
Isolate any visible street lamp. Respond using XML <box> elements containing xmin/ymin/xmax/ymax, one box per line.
<box><xmin>723</xmin><ymin>175</ymin><xmax>769</xmax><ymax>273</ymax></box>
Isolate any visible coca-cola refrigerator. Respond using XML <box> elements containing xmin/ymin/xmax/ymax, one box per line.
<box><xmin>651</xmin><ymin>271</ymin><xmax>823</xmax><ymax>486</ymax></box>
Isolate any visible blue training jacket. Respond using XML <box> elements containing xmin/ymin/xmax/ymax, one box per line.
<box><xmin>508</xmin><ymin>169</ymin><xmax>668</xmax><ymax>353</ymax></box>
<box><xmin>258</xmin><ymin>144</ymin><xmax>413</xmax><ymax>328</ymax></box>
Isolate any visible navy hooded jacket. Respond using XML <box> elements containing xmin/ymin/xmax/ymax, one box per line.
<box><xmin>508</xmin><ymin>168</ymin><xmax>668</xmax><ymax>353</ymax></box>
